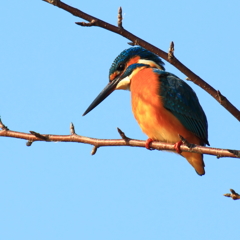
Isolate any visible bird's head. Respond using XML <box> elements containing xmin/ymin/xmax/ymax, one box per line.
<box><xmin>83</xmin><ymin>46</ymin><xmax>165</xmax><ymax>116</ymax></box>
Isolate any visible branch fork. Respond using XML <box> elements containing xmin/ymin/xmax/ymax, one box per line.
<box><xmin>224</xmin><ymin>189</ymin><xmax>240</xmax><ymax>200</ymax></box>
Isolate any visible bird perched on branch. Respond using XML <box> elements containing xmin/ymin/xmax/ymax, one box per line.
<box><xmin>83</xmin><ymin>46</ymin><xmax>209</xmax><ymax>175</ymax></box>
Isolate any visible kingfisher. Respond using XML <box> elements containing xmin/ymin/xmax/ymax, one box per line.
<box><xmin>83</xmin><ymin>46</ymin><xmax>209</xmax><ymax>175</ymax></box>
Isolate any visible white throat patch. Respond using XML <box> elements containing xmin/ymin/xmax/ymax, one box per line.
<box><xmin>115</xmin><ymin>76</ymin><xmax>131</xmax><ymax>90</ymax></box>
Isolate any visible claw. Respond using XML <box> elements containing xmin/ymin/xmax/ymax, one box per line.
<box><xmin>145</xmin><ymin>138</ymin><xmax>153</xmax><ymax>150</ymax></box>
<box><xmin>174</xmin><ymin>140</ymin><xmax>183</xmax><ymax>154</ymax></box>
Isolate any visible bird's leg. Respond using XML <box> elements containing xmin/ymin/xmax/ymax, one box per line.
<box><xmin>145</xmin><ymin>138</ymin><xmax>153</xmax><ymax>150</ymax></box>
<box><xmin>174</xmin><ymin>140</ymin><xmax>183</xmax><ymax>154</ymax></box>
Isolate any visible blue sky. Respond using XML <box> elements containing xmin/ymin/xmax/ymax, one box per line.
<box><xmin>1</xmin><ymin>0</ymin><xmax>240</xmax><ymax>239</ymax></box>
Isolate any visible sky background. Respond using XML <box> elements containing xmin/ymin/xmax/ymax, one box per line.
<box><xmin>1</xmin><ymin>0</ymin><xmax>240</xmax><ymax>239</ymax></box>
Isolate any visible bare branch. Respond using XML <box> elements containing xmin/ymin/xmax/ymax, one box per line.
<box><xmin>43</xmin><ymin>0</ymin><xmax>240</xmax><ymax>121</ymax></box>
<box><xmin>224</xmin><ymin>189</ymin><xmax>240</xmax><ymax>200</ymax></box>
<box><xmin>0</xmin><ymin>120</ymin><xmax>239</xmax><ymax>158</ymax></box>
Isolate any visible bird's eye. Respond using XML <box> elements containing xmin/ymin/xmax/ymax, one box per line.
<box><xmin>117</xmin><ymin>63</ymin><xmax>125</xmax><ymax>71</ymax></box>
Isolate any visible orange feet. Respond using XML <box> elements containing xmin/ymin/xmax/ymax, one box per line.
<box><xmin>174</xmin><ymin>140</ymin><xmax>183</xmax><ymax>154</ymax></box>
<box><xmin>145</xmin><ymin>138</ymin><xmax>153</xmax><ymax>150</ymax></box>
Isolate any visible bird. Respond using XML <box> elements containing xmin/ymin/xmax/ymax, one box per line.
<box><xmin>83</xmin><ymin>46</ymin><xmax>209</xmax><ymax>175</ymax></box>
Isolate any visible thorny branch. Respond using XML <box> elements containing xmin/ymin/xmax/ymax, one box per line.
<box><xmin>43</xmin><ymin>0</ymin><xmax>240</xmax><ymax>121</ymax></box>
<box><xmin>224</xmin><ymin>189</ymin><xmax>240</xmax><ymax>200</ymax></box>
<box><xmin>2</xmin><ymin>0</ymin><xmax>237</xmax><ymax>198</ymax></box>
<box><xmin>0</xmin><ymin>119</ymin><xmax>239</xmax><ymax>159</ymax></box>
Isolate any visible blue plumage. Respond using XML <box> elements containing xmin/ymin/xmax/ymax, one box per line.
<box><xmin>109</xmin><ymin>46</ymin><xmax>209</xmax><ymax>146</ymax></box>
<box><xmin>84</xmin><ymin>45</ymin><xmax>209</xmax><ymax>175</ymax></box>
<box><xmin>154</xmin><ymin>69</ymin><xmax>209</xmax><ymax>145</ymax></box>
<box><xmin>109</xmin><ymin>46</ymin><xmax>165</xmax><ymax>77</ymax></box>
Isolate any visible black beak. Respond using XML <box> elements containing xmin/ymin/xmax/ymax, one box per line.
<box><xmin>82</xmin><ymin>78</ymin><xmax>120</xmax><ymax>116</ymax></box>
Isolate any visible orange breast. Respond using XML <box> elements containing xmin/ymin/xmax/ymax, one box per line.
<box><xmin>130</xmin><ymin>68</ymin><xmax>201</xmax><ymax>145</ymax></box>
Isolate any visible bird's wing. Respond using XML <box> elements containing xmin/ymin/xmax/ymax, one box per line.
<box><xmin>155</xmin><ymin>70</ymin><xmax>209</xmax><ymax>145</ymax></box>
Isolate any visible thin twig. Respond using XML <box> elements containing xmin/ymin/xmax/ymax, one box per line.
<box><xmin>224</xmin><ymin>189</ymin><xmax>240</xmax><ymax>200</ymax></box>
<box><xmin>43</xmin><ymin>0</ymin><xmax>240</xmax><ymax>121</ymax></box>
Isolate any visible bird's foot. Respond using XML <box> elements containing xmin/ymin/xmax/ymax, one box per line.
<box><xmin>145</xmin><ymin>138</ymin><xmax>153</xmax><ymax>150</ymax></box>
<box><xmin>174</xmin><ymin>140</ymin><xmax>183</xmax><ymax>154</ymax></box>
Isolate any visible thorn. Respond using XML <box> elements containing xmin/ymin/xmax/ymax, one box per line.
<box><xmin>118</xmin><ymin>7</ymin><xmax>123</xmax><ymax>28</ymax></box>
<box><xmin>117</xmin><ymin>127</ymin><xmax>130</xmax><ymax>143</ymax></box>
<box><xmin>75</xmin><ymin>19</ymin><xmax>97</xmax><ymax>27</ymax></box>
<box><xmin>91</xmin><ymin>146</ymin><xmax>98</xmax><ymax>155</ymax></box>
<box><xmin>168</xmin><ymin>41</ymin><xmax>175</xmax><ymax>61</ymax></box>
<box><xmin>0</xmin><ymin>118</ymin><xmax>9</xmax><ymax>130</ymax></box>
<box><xmin>128</xmin><ymin>42</ymin><xmax>134</xmax><ymax>46</ymax></box>
<box><xmin>26</xmin><ymin>141</ymin><xmax>33</xmax><ymax>147</ymax></box>
<box><xmin>186</xmin><ymin>77</ymin><xmax>191</xmax><ymax>81</ymax></box>
<box><xmin>70</xmin><ymin>122</ymin><xmax>76</xmax><ymax>135</ymax></box>
<box><xmin>29</xmin><ymin>131</ymin><xmax>49</xmax><ymax>141</ymax></box>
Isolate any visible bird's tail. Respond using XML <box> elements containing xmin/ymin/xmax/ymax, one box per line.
<box><xmin>182</xmin><ymin>152</ymin><xmax>205</xmax><ymax>176</ymax></box>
